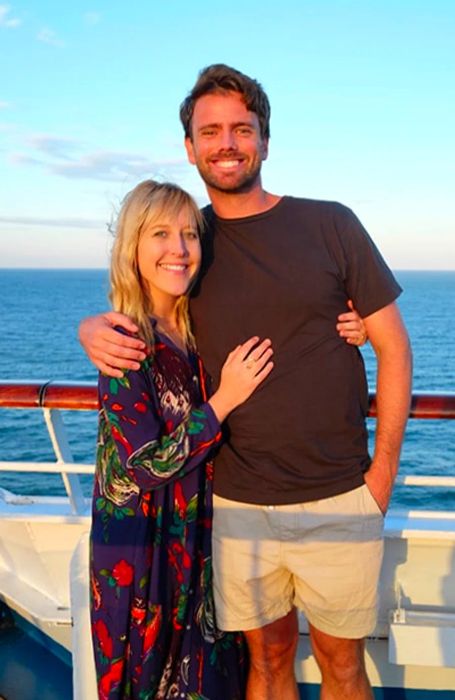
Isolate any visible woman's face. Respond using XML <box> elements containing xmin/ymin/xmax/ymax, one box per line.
<box><xmin>137</xmin><ymin>206</ymin><xmax>201</xmax><ymax>313</ymax></box>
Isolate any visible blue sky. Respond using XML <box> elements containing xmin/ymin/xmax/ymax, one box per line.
<box><xmin>1</xmin><ymin>0</ymin><xmax>454</xmax><ymax>269</ymax></box>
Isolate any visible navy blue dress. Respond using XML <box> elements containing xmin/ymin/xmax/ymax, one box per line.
<box><xmin>90</xmin><ymin>333</ymin><xmax>246</xmax><ymax>699</ymax></box>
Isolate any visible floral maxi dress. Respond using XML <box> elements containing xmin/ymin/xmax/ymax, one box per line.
<box><xmin>90</xmin><ymin>334</ymin><xmax>246</xmax><ymax>699</ymax></box>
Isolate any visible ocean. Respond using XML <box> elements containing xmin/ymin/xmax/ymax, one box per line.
<box><xmin>0</xmin><ymin>269</ymin><xmax>454</xmax><ymax>509</ymax></box>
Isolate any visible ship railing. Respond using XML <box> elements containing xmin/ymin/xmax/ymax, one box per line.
<box><xmin>0</xmin><ymin>381</ymin><xmax>454</xmax><ymax>516</ymax></box>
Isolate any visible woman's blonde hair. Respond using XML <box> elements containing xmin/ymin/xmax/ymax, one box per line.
<box><xmin>110</xmin><ymin>179</ymin><xmax>203</xmax><ymax>349</ymax></box>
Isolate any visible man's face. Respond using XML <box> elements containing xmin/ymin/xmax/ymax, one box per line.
<box><xmin>184</xmin><ymin>91</ymin><xmax>268</xmax><ymax>194</ymax></box>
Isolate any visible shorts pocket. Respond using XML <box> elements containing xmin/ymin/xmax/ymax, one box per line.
<box><xmin>362</xmin><ymin>483</ymin><xmax>385</xmax><ymax>518</ymax></box>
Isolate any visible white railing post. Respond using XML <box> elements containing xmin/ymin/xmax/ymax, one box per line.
<box><xmin>42</xmin><ymin>408</ymin><xmax>86</xmax><ymax>515</ymax></box>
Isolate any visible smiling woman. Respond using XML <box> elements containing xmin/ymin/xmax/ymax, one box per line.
<box><xmin>109</xmin><ymin>180</ymin><xmax>204</xmax><ymax>353</ymax></box>
<box><xmin>136</xmin><ymin>212</ymin><xmax>201</xmax><ymax>342</ymax></box>
<box><xmin>87</xmin><ymin>178</ymin><xmax>274</xmax><ymax>699</ymax></box>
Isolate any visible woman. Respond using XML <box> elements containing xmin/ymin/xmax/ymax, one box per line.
<box><xmin>90</xmin><ymin>180</ymin><xmax>274</xmax><ymax>699</ymax></box>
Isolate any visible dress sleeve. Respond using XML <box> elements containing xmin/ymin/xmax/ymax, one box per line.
<box><xmin>98</xmin><ymin>362</ymin><xmax>221</xmax><ymax>491</ymax></box>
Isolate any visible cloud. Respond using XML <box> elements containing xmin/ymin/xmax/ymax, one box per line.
<box><xmin>37</xmin><ymin>27</ymin><xmax>65</xmax><ymax>48</ymax></box>
<box><xmin>0</xmin><ymin>215</ymin><xmax>104</xmax><ymax>229</ymax></box>
<box><xmin>11</xmin><ymin>133</ymin><xmax>190</xmax><ymax>183</ymax></box>
<box><xmin>26</xmin><ymin>134</ymin><xmax>78</xmax><ymax>158</ymax></box>
<box><xmin>0</xmin><ymin>101</ymin><xmax>11</xmax><ymax>109</ymax></box>
<box><xmin>0</xmin><ymin>4</ymin><xmax>21</xmax><ymax>27</ymax></box>
<box><xmin>51</xmin><ymin>151</ymin><xmax>188</xmax><ymax>182</ymax></box>
<box><xmin>83</xmin><ymin>11</ymin><xmax>101</xmax><ymax>26</ymax></box>
<box><xmin>9</xmin><ymin>152</ymin><xmax>42</xmax><ymax>166</ymax></box>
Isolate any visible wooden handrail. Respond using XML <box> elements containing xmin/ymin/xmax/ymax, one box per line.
<box><xmin>0</xmin><ymin>381</ymin><xmax>99</xmax><ymax>410</ymax></box>
<box><xmin>368</xmin><ymin>392</ymin><xmax>455</xmax><ymax>420</ymax></box>
<box><xmin>0</xmin><ymin>381</ymin><xmax>455</xmax><ymax>419</ymax></box>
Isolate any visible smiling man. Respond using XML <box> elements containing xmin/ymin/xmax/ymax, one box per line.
<box><xmin>80</xmin><ymin>65</ymin><xmax>412</xmax><ymax>699</ymax></box>
<box><xmin>184</xmin><ymin>91</ymin><xmax>269</xmax><ymax>196</ymax></box>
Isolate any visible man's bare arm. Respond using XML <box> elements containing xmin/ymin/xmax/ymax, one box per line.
<box><xmin>78</xmin><ymin>312</ymin><xmax>147</xmax><ymax>377</ymax></box>
<box><xmin>363</xmin><ymin>301</ymin><xmax>412</xmax><ymax>514</ymax></box>
<box><xmin>80</xmin><ymin>303</ymin><xmax>369</xmax><ymax>377</ymax></box>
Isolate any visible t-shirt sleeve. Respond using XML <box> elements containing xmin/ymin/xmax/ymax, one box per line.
<box><xmin>334</xmin><ymin>204</ymin><xmax>402</xmax><ymax>318</ymax></box>
<box><xmin>98</xmin><ymin>365</ymin><xmax>221</xmax><ymax>491</ymax></box>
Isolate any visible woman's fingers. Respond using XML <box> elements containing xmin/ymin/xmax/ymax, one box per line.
<box><xmin>249</xmin><ymin>347</ymin><xmax>274</xmax><ymax>374</ymax></box>
<box><xmin>249</xmin><ymin>338</ymin><xmax>272</xmax><ymax>360</ymax></box>
<box><xmin>252</xmin><ymin>360</ymin><xmax>274</xmax><ymax>384</ymax></box>
<box><xmin>223</xmin><ymin>337</ymin><xmax>274</xmax><ymax>379</ymax></box>
<box><xmin>237</xmin><ymin>337</ymin><xmax>271</xmax><ymax>361</ymax></box>
<box><xmin>237</xmin><ymin>336</ymin><xmax>260</xmax><ymax>361</ymax></box>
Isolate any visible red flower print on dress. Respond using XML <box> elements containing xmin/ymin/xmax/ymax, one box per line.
<box><xmin>171</xmin><ymin>541</ymin><xmax>192</xmax><ymax>569</ymax></box>
<box><xmin>112</xmin><ymin>559</ymin><xmax>134</xmax><ymax>587</ymax></box>
<box><xmin>90</xmin><ymin>571</ymin><xmax>102</xmax><ymax>611</ymax></box>
<box><xmin>167</xmin><ymin>545</ymin><xmax>184</xmax><ymax>584</ymax></box>
<box><xmin>99</xmin><ymin>658</ymin><xmax>124</xmax><ymax>699</ymax></box>
<box><xmin>110</xmin><ymin>425</ymin><xmax>133</xmax><ymax>456</ymax></box>
<box><xmin>131</xmin><ymin>597</ymin><xmax>146</xmax><ymax>626</ymax></box>
<box><xmin>140</xmin><ymin>491</ymin><xmax>151</xmax><ymax>517</ymax></box>
<box><xmin>174</xmin><ymin>481</ymin><xmax>187</xmax><ymax>519</ymax></box>
<box><xmin>93</xmin><ymin>619</ymin><xmax>113</xmax><ymax>658</ymax></box>
<box><xmin>206</xmin><ymin>461</ymin><xmax>214</xmax><ymax>481</ymax></box>
<box><xmin>143</xmin><ymin>605</ymin><xmax>162</xmax><ymax>659</ymax></box>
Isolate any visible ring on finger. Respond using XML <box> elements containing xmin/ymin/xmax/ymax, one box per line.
<box><xmin>245</xmin><ymin>358</ymin><xmax>256</xmax><ymax>369</ymax></box>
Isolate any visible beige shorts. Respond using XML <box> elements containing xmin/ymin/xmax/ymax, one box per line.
<box><xmin>212</xmin><ymin>484</ymin><xmax>384</xmax><ymax>639</ymax></box>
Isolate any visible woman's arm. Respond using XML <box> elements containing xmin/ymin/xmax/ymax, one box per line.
<box><xmin>99</xmin><ymin>362</ymin><xmax>221</xmax><ymax>492</ymax></box>
<box><xmin>99</xmin><ymin>337</ymin><xmax>274</xmax><ymax>491</ymax></box>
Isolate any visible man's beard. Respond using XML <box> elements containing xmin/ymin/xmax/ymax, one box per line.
<box><xmin>196</xmin><ymin>153</ymin><xmax>263</xmax><ymax>194</ymax></box>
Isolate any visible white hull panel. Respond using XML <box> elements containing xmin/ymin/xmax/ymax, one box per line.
<box><xmin>1</xmin><ymin>492</ymin><xmax>455</xmax><ymax>693</ymax></box>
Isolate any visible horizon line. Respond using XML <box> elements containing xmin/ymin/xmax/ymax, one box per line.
<box><xmin>1</xmin><ymin>267</ymin><xmax>454</xmax><ymax>273</ymax></box>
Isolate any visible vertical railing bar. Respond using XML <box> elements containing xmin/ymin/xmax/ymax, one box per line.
<box><xmin>42</xmin><ymin>408</ymin><xmax>86</xmax><ymax>515</ymax></box>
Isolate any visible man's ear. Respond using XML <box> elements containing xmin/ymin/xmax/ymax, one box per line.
<box><xmin>185</xmin><ymin>137</ymin><xmax>196</xmax><ymax>165</ymax></box>
<box><xmin>261</xmin><ymin>138</ymin><xmax>269</xmax><ymax>162</ymax></box>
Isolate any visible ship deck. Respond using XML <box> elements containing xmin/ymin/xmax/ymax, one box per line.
<box><xmin>0</xmin><ymin>382</ymin><xmax>454</xmax><ymax>699</ymax></box>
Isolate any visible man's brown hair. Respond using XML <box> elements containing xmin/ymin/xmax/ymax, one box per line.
<box><xmin>179</xmin><ymin>64</ymin><xmax>271</xmax><ymax>140</ymax></box>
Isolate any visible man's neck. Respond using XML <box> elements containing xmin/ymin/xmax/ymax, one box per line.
<box><xmin>207</xmin><ymin>184</ymin><xmax>281</xmax><ymax>219</ymax></box>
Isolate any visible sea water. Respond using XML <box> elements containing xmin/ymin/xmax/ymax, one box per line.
<box><xmin>0</xmin><ymin>269</ymin><xmax>454</xmax><ymax>509</ymax></box>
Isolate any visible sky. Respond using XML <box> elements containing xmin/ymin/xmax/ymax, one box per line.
<box><xmin>0</xmin><ymin>0</ymin><xmax>454</xmax><ymax>270</ymax></box>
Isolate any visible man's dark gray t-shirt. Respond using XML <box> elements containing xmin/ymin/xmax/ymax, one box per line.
<box><xmin>190</xmin><ymin>196</ymin><xmax>402</xmax><ymax>505</ymax></box>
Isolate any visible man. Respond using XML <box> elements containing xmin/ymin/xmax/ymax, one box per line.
<box><xmin>80</xmin><ymin>65</ymin><xmax>412</xmax><ymax>699</ymax></box>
